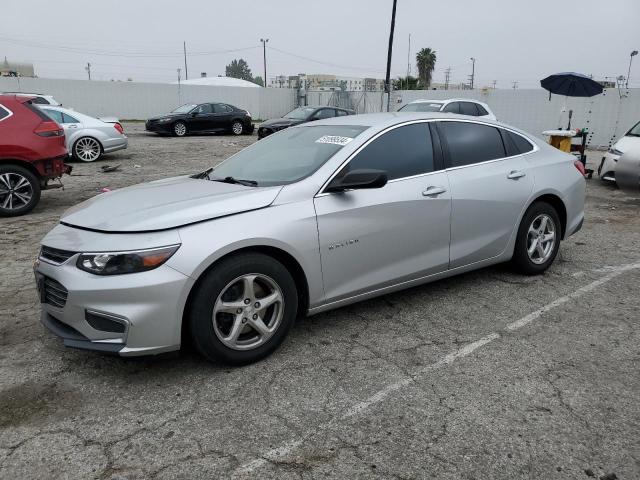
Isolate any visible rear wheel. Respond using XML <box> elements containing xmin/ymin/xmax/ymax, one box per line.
<box><xmin>512</xmin><ymin>201</ymin><xmax>561</xmax><ymax>275</ymax></box>
<box><xmin>173</xmin><ymin>121</ymin><xmax>187</xmax><ymax>137</ymax></box>
<box><xmin>72</xmin><ymin>137</ymin><xmax>102</xmax><ymax>162</ymax></box>
<box><xmin>0</xmin><ymin>165</ymin><xmax>41</xmax><ymax>217</ymax></box>
<box><xmin>231</xmin><ymin>121</ymin><xmax>244</xmax><ymax>135</ymax></box>
<box><xmin>188</xmin><ymin>253</ymin><xmax>298</xmax><ymax>365</ymax></box>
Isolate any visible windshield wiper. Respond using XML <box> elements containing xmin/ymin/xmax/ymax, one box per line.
<box><xmin>191</xmin><ymin>167</ymin><xmax>213</xmax><ymax>179</ymax></box>
<box><xmin>211</xmin><ymin>176</ymin><xmax>258</xmax><ymax>187</ymax></box>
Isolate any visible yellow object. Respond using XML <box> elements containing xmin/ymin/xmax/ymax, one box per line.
<box><xmin>549</xmin><ymin>135</ymin><xmax>572</xmax><ymax>152</ymax></box>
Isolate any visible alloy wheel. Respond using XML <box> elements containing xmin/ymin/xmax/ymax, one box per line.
<box><xmin>75</xmin><ymin>137</ymin><xmax>101</xmax><ymax>162</ymax></box>
<box><xmin>527</xmin><ymin>214</ymin><xmax>556</xmax><ymax>264</ymax></box>
<box><xmin>0</xmin><ymin>173</ymin><xmax>33</xmax><ymax>211</ymax></box>
<box><xmin>212</xmin><ymin>273</ymin><xmax>284</xmax><ymax>351</ymax></box>
<box><xmin>232</xmin><ymin>122</ymin><xmax>243</xmax><ymax>135</ymax></box>
<box><xmin>174</xmin><ymin>122</ymin><xmax>187</xmax><ymax>136</ymax></box>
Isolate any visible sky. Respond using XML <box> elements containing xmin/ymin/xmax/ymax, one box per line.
<box><xmin>2</xmin><ymin>0</ymin><xmax>639</xmax><ymax>88</ymax></box>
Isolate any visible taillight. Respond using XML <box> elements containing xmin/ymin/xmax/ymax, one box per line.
<box><xmin>34</xmin><ymin>121</ymin><xmax>64</xmax><ymax>137</ymax></box>
<box><xmin>573</xmin><ymin>160</ymin><xmax>586</xmax><ymax>176</ymax></box>
<box><xmin>113</xmin><ymin>122</ymin><xmax>124</xmax><ymax>135</ymax></box>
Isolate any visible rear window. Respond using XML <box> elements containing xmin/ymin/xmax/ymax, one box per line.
<box><xmin>505</xmin><ymin>130</ymin><xmax>534</xmax><ymax>154</ymax></box>
<box><xmin>0</xmin><ymin>104</ymin><xmax>11</xmax><ymax>121</ymax></box>
<box><xmin>476</xmin><ymin>104</ymin><xmax>489</xmax><ymax>116</ymax></box>
<box><xmin>29</xmin><ymin>97</ymin><xmax>50</xmax><ymax>105</ymax></box>
<box><xmin>459</xmin><ymin>102</ymin><xmax>480</xmax><ymax>116</ymax></box>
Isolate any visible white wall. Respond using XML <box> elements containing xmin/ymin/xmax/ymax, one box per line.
<box><xmin>392</xmin><ymin>88</ymin><xmax>640</xmax><ymax>148</ymax></box>
<box><xmin>0</xmin><ymin>77</ymin><xmax>296</xmax><ymax>120</ymax></box>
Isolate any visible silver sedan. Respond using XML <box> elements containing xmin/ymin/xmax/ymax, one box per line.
<box><xmin>35</xmin><ymin>112</ymin><xmax>585</xmax><ymax>364</ymax></box>
<box><xmin>40</xmin><ymin>106</ymin><xmax>127</xmax><ymax>162</ymax></box>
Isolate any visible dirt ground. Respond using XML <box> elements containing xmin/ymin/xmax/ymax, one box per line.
<box><xmin>1</xmin><ymin>123</ymin><xmax>639</xmax><ymax>479</ymax></box>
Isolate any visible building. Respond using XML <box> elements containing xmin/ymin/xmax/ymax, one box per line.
<box><xmin>364</xmin><ymin>78</ymin><xmax>384</xmax><ymax>91</ymax></box>
<box><xmin>270</xmin><ymin>73</ymin><xmax>383</xmax><ymax>91</ymax></box>
<box><xmin>1</xmin><ymin>57</ymin><xmax>35</xmax><ymax>77</ymax></box>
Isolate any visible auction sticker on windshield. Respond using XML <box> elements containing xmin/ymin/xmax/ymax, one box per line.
<box><xmin>315</xmin><ymin>135</ymin><xmax>354</xmax><ymax>146</ymax></box>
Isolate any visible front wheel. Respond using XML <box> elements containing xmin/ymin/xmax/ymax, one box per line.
<box><xmin>0</xmin><ymin>165</ymin><xmax>41</xmax><ymax>217</ymax></box>
<box><xmin>188</xmin><ymin>253</ymin><xmax>298</xmax><ymax>365</ymax></box>
<box><xmin>173</xmin><ymin>121</ymin><xmax>187</xmax><ymax>137</ymax></box>
<box><xmin>231</xmin><ymin>121</ymin><xmax>244</xmax><ymax>136</ymax></box>
<box><xmin>512</xmin><ymin>201</ymin><xmax>561</xmax><ymax>275</ymax></box>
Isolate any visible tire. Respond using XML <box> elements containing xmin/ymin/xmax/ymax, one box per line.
<box><xmin>0</xmin><ymin>165</ymin><xmax>41</xmax><ymax>217</ymax></box>
<box><xmin>231</xmin><ymin>120</ymin><xmax>244</xmax><ymax>136</ymax></box>
<box><xmin>512</xmin><ymin>201</ymin><xmax>561</xmax><ymax>275</ymax></box>
<box><xmin>173</xmin><ymin>121</ymin><xmax>187</xmax><ymax>137</ymax></box>
<box><xmin>188</xmin><ymin>252</ymin><xmax>298</xmax><ymax>365</ymax></box>
<box><xmin>72</xmin><ymin>137</ymin><xmax>102</xmax><ymax>162</ymax></box>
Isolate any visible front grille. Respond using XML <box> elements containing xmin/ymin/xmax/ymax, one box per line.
<box><xmin>40</xmin><ymin>246</ymin><xmax>76</xmax><ymax>264</ymax></box>
<box><xmin>42</xmin><ymin>277</ymin><xmax>68</xmax><ymax>308</ymax></box>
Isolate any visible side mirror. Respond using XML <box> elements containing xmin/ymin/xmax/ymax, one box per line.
<box><xmin>325</xmin><ymin>169</ymin><xmax>387</xmax><ymax>193</ymax></box>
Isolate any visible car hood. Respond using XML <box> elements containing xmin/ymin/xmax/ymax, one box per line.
<box><xmin>61</xmin><ymin>176</ymin><xmax>282</xmax><ymax>232</ymax></box>
<box><xmin>614</xmin><ymin>135</ymin><xmax>640</xmax><ymax>152</ymax></box>
<box><xmin>147</xmin><ymin>112</ymin><xmax>185</xmax><ymax>121</ymax></box>
<box><xmin>260</xmin><ymin>117</ymin><xmax>304</xmax><ymax>127</ymax></box>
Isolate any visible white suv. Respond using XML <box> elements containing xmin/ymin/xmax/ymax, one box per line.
<box><xmin>1</xmin><ymin>92</ymin><xmax>61</xmax><ymax>106</ymax></box>
<box><xmin>398</xmin><ymin>98</ymin><xmax>496</xmax><ymax>120</ymax></box>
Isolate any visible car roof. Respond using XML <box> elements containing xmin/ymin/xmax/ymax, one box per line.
<box><xmin>409</xmin><ymin>98</ymin><xmax>489</xmax><ymax>106</ymax></box>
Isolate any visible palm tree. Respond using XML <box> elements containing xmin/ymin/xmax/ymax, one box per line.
<box><xmin>416</xmin><ymin>48</ymin><xmax>437</xmax><ymax>89</ymax></box>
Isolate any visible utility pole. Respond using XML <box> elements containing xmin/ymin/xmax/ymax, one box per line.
<box><xmin>177</xmin><ymin>68</ymin><xmax>182</xmax><ymax>103</ymax></box>
<box><xmin>85</xmin><ymin>62</ymin><xmax>91</xmax><ymax>80</ymax></box>
<box><xmin>627</xmin><ymin>50</ymin><xmax>638</xmax><ymax>88</ymax></box>
<box><xmin>492</xmin><ymin>80</ymin><xmax>497</xmax><ymax>89</ymax></box>
<box><xmin>384</xmin><ymin>0</ymin><xmax>398</xmax><ymax>112</ymax></box>
<box><xmin>512</xmin><ymin>80</ymin><xmax>518</xmax><ymax>90</ymax></box>
<box><xmin>406</xmin><ymin>33</ymin><xmax>411</xmax><ymax>78</ymax></box>
<box><xmin>469</xmin><ymin>57</ymin><xmax>475</xmax><ymax>89</ymax></box>
<box><xmin>444</xmin><ymin>67</ymin><xmax>451</xmax><ymax>90</ymax></box>
<box><xmin>260</xmin><ymin>38</ymin><xmax>269</xmax><ymax>87</ymax></box>
<box><xmin>183</xmin><ymin>41</ymin><xmax>188</xmax><ymax>80</ymax></box>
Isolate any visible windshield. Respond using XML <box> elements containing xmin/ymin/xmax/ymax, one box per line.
<box><xmin>172</xmin><ymin>104</ymin><xmax>197</xmax><ymax>113</ymax></box>
<box><xmin>211</xmin><ymin>125</ymin><xmax>368</xmax><ymax>186</ymax></box>
<box><xmin>398</xmin><ymin>102</ymin><xmax>443</xmax><ymax>112</ymax></box>
<box><xmin>627</xmin><ymin>121</ymin><xmax>640</xmax><ymax>137</ymax></box>
<box><xmin>284</xmin><ymin>107</ymin><xmax>316</xmax><ymax>120</ymax></box>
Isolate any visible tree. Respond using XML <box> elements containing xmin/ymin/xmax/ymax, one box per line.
<box><xmin>416</xmin><ymin>48</ymin><xmax>437</xmax><ymax>89</ymax></box>
<box><xmin>392</xmin><ymin>75</ymin><xmax>420</xmax><ymax>90</ymax></box>
<box><xmin>252</xmin><ymin>76</ymin><xmax>264</xmax><ymax>87</ymax></box>
<box><xmin>225</xmin><ymin>59</ymin><xmax>253</xmax><ymax>81</ymax></box>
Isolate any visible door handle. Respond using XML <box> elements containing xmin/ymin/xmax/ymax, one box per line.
<box><xmin>507</xmin><ymin>170</ymin><xmax>526</xmax><ymax>180</ymax></box>
<box><xmin>422</xmin><ymin>186</ymin><xmax>447</xmax><ymax>197</ymax></box>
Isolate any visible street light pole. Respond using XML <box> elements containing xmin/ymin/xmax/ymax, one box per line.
<box><xmin>384</xmin><ymin>0</ymin><xmax>398</xmax><ymax>112</ymax></box>
<box><xmin>470</xmin><ymin>57</ymin><xmax>475</xmax><ymax>89</ymax></box>
<box><xmin>260</xmin><ymin>38</ymin><xmax>269</xmax><ymax>87</ymax></box>
<box><xmin>627</xmin><ymin>50</ymin><xmax>638</xmax><ymax>89</ymax></box>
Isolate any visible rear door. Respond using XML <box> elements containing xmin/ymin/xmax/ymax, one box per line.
<box><xmin>437</xmin><ymin>120</ymin><xmax>534</xmax><ymax>268</ymax></box>
<box><xmin>212</xmin><ymin>103</ymin><xmax>234</xmax><ymax>130</ymax></box>
<box><xmin>314</xmin><ymin>121</ymin><xmax>451</xmax><ymax>303</ymax></box>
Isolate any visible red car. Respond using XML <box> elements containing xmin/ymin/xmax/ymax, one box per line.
<box><xmin>0</xmin><ymin>95</ymin><xmax>70</xmax><ymax>216</ymax></box>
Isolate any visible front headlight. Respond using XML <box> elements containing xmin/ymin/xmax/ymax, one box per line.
<box><xmin>76</xmin><ymin>245</ymin><xmax>180</xmax><ymax>275</ymax></box>
<box><xmin>158</xmin><ymin>117</ymin><xmax>173</xmax><ymax>123</ymax></box>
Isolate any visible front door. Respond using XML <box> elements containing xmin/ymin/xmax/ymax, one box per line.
<box><xmin>314</xmin><ymin>122</ymin><xmax>451</xmax><ymax>303</ymax></box>
<box><xmin>189</xmin><ymin>104</ymin><xmax>216</xmax><ymax>131</ymax></box>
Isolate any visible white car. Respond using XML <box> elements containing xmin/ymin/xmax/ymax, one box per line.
<box><xmin>1</xmin><ymin>92</ymin><xmax>61</xmax><ymax>106</ymax></box>
<box><xmin>598</xmin><ymin>120</ymin><xmax>640</xmax><ymax>183</ymax></box>
<box><xmin>39</xmin><ymin>106</ymin><xmax>128</xmax><ymax>162</ymax></box>
<box><xmin>398</xmin><ymin>98</ymin><xmax>496</xmax><ymax>120</ymax></box>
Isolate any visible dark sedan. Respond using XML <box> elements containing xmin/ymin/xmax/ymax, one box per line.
<box><xmin>257</xmin><ymin>106</ymin><xmax>355</xmax><ymax>139</ymax></box>
<box><xmin>145</xmin><ymin>103</ymin><xmax>254</xmax><ymax>137</ymax></box>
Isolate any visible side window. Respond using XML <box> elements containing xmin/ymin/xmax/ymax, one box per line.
<box><xmin>43</xmin><ymin>109</ymin><xmax>64</xmax><ymax>123</ymax></box>
<box><xmin>195</xmin><ymin>104</ymin><xmax>213</xmax><ymax>114</ymax></box>
<box><xmin>459</xmin><ymin>102</ymin><xmax>480</xmax><ymax>116</ymax></box>
<box><xmin>476</xmin><ymin>104</ymin><xmax>489</xmax><ymax>116</ymax></box>
<box><xmin>442</xmin><ymin>102</ymin><xmax>460</xmax><ymax>114</ymax></box>
<box><xmin>0</xmin><ymin>105</ymin><xmax>10</xmax><ymax>121</ymax></box>
<box><xmin>214</xmin><ymin>104</ymin><xmax>232</xmax><ymax>113</ymax></box>
<box><xmin>506</xmin><ymin>130</ymin><xmax>534</xmax><ymax>154</ymax></box>
<box><xmin>313</xmin><ymin>108</ymin><xmax>336</xmax><ymax>120</ymax></box>
<box><xmin>440</xmin><ymin>121</ymin><xmax>506</xmax><ymax>167</ymax></box>
<box><xmin>341</xmin><ymin>123</ymin><xmax>434</xmax><ymax>181</ymax></box>
<box><xmin>336</xmin><ymin>109</ymin><xmax>349</xmax><ymax>117</ymax></box>
<box><xmin>62</xmin><ymin>113</ymin><xmax>79</xmax><ymax>123</ymax></box>
<box><xmin>29</xmin><ymin>97</ymin><xmax>49</xmax><ymax>105</ymax></box>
